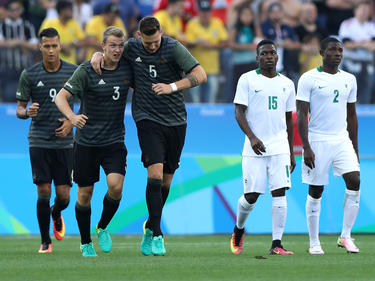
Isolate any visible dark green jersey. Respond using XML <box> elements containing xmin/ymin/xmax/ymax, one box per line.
<box><xmin>16</xmin><ymin>60</ymin><xmax>77</xmax><ymax>148</ymax></box>
<box><xmin>125</xmin><ymin>36</ymin><xmax>199</xmax><ymax>126</ymax></box>
<box><xmin>64</xmin><ymin>59</ymin><xmax>132</xmax><ymax>146</ymax></box>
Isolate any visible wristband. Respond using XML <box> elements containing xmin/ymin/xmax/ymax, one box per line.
<box><xmin>169</xmin><ymin>82</ymin><xmax>178</xmax><ymax>92</ymax></box>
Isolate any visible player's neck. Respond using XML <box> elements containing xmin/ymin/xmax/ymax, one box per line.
<box><xmin>321</xmin><ymin>64</ymin><xmax>338</xmax><ymax>74</ymax></box>
<box><xmin>43</xmin><ymin>59</ymin><xmax>61</xmax><ymax>72</ymax></box>
<box><xmin>103</xmin><ymin>57</ymin><xmax>118</xmax><ymax>70</ymax></box>
<box><xmin>260</xmin><ymin>68</ymin><xmax>277</xmax><ymax>78</ymax></box>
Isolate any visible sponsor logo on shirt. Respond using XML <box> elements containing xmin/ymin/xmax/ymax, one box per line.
<box><xmin>135</xmin><ymin>57</ymin><xmax>142</xmax><ymax>63</ymax></box>
<box><xmin>98</xmin><ymin>79</ymin><xmax>106</xmax><ymax>85</ymax></box>
<box><xmin>37</xmin><ymin>81</ymin><xmax>44</xmax><ymax>87</ymax></box>
<box><xmin>65</xmin><ymin>82</ymin><xmax>73</xmax><ymax>88</ymax></box>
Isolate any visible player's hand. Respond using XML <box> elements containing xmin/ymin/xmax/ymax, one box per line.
<box><xmin>91</xmin><ymin>52</ymin><xmax>104</xmax><ymax>75</ymax></box>
<box><xmin>249</xmin><ymin>136</ymin><xmax>266</xmax><ymax>155</ymax></box>
<box><xmin>152</xmin><ymin>83</ymin><xmax>173</xmax><ymax>95</ymax></box>
<box><xmin>70</xmin><ymin>114</ymin><xmax>88</xmax><ymax>129</ymax></box>
<box><xmin>290</xmin><ymin>154</ymin><xmax>296</xmax><ymax>173</ymax></box>
<box><xmin>55</xmin><ymin>118</ymin><xmax>73</xmax><ymax>137</ymax></box>
<box><xmin>27</xmin><ymin>102</ymin><xmax>39</xmax><ymax>117</ymax></box>
<box><xmin>303</xmin><ymin>146</ymin><xmax>315</xmax><ymax>169</ymax></box>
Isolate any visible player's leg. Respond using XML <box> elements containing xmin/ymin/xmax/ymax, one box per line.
<box><xmin>161</xmin><ymin>173</ymin><xmax>173</xmax><ymax>207</ymax></box>
<box><xmin>306</xmin><ymin>185</ymin><xmax>324</xmax><ymax>254</ymax></box>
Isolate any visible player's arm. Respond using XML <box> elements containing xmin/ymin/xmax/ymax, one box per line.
<box><xmin>296</xmin><ymin>100</ymin><xmax>315</xmax><ymax>169</ymax></box>
<box><xmin>235</xmin><ymin>103</ymin><xmax>266</xmax><ymax>155</ymax></box>
<box><xmin>347</xmin><ymin>102</ymin><xmax>359</xmax><ymax>160</ymax></box>
<box><xmin>15</xmin><ymin>69</ymin><xmax>39</xmax><ymax>119</ymax></box>
<box><xmin>286</xmin><ymin>111</ymin><xmax>296</xmax><ymax>173</ymax></box>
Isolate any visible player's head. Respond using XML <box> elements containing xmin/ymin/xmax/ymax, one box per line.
<box><xmin>256</xmin><ymin>39</ymin><xmax>278</xmax><ymax>71</ymax></box>
<box><xmin>39</xmin><ymin>28</ymin><xmax>62</xmax><ymax>63</ymax></box>
<box><xmin>102</xmin><ymin>26</ymin><xmax>125</xmax><ymax>64</ymax></box>
<box><xmin>138</xmin><ymin>16</ymin><xmax>162</xmax><ymax>54</ymax></box>
<box><xmin>320</xmin><ymin>37</ymin><xmax>343</xmax><ymax>67</ymax></box>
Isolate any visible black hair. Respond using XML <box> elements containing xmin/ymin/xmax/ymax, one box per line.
<box><xmin>39</xmin><ymin>27</ymin><xmax>60</xmax><ymax>42</ymax></box>
<box><xmin>256</xmin><ymin>39</ymin><xmax>276</xmax><ymax>54</ymax></box>
<box><xmin>320</xmin><ymin>37</ymin><xmax>341</xmax><ymax>50</ymax></box>
<box><xmin>234</xmin><ymin>5</ymin><xmax>254</xmax><ymax>32</ymax></box>
<box><xmin>139</xmin><ymin>16</ymin><xmax>161</xmax><ymax>36</ymax></box>
<box><xmin>56</xmin><ymin>0</ymin><xmax>72</xmax><ymax>14</ymax></box>
<box><xmin>5</xmin><ymin>0</ymin><xmax>22</xmax><ymax>9</ymax></box>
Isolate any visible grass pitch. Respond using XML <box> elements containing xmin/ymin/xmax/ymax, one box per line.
<box><xmin>0</xmin><ymin>234</ymin><xmax>374</xmax><ymax>281</ymax></box>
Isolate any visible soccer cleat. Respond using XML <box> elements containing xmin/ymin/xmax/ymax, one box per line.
<box><xmin>152</xmin><ymin>235</ymin><xmax>166</xmax><ymax>256</ymax></box>
<box><xmin>309</xmin><ymin>245</ymin><xmax>324</xmax><ymax>255</ymax></box>
<box><xmin>52</xmin><ymin>214</ymin><xmax>65</xmax><ymax>241</ymax></box>
<box><xmin>230</xmin><ymin>227</ymin><xmax>244</xmax><ymax>255</ymax></box>
<box><xmin>337</xmin><ymin>237</ymin><xmax>359</xmax><ymax>253</ymax></box>
<box><xmin>269</xmin><ymin>246</ymin><xmax>294</xmax><ymax>255</ymax></box>
<box><xmin>96</xmin><ymin>225</ymin><xmax>112</xmax><ymax>253</ymax></box>
<box><xmin>80</xmin><ymin>242</ymin><xmax>97</xmax><ymax>257</ymax></box>
<box><xmin>140</xmin><ymin>221</ymin><xmax>153</xmax><ymax>256</ymax></box>
<box><xmin>38</xmin><ymin>242</ymin><xmax>52</xmax><ymax>253</ymax></box>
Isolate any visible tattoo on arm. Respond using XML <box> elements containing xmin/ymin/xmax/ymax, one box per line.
<box><xmin>186</xmin><ymin>74</ymin><xmax>199</xmax><ymax>88</ymax></box>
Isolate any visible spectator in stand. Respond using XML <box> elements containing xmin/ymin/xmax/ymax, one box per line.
<box><xmin>85</xmin><ymin>3</ymin><xmax>127</xmax><ymax>61</ymax></box>
<box><xmin>73</xmin><ymin>0</ymin><xmax>92</xmax><ymax>29</ymax></box>
<box><xmin>185</xmin><ymin>0</ymin><xmax>228</xmax><ymax>103</ymax></box>
<box><xmin>154</xmin><ymin>0</ymin><xmax>185</xmax><ymax>42</ymax></box>
<box><xmin>40</xmin><ymin>0</ymin><xmax>86</xmax><ymax>65</ymax></box>
<box><xmin>325</xmin><ymin>0</ymin><xmax>360</xmax><ymax>36</ymax></box>
<box><xmin>23</xmin><ymin>0</ymin><xmax>54</xmax><ymax>32</ymax></box>
<box><xmin>261</xmin><ymin>2</ymin><xmax>300</xmax><ymax>83</ymax></box>
<box><xmin>0</xmin><ymin>0</ymin><xmax>39</xmax><ymax>102</ymax></box>
<box><xmin>299</xmin><ymin>33</ymin><xmax>322</xmax><ymax>74</ymax></box>
<box><xmin>260</xmin><ymin>0</ymin><xmax>302</xmax><ymax>27</ymax></box>
<box><xmin>0</xmin><ymin>0</ymin><xmax>6</xmax><ymax>22</ymax></box>
<box><xmin>154</xmin><ymin>0</ymin><xmax>197</xmax><ymax>28</ymax></box>
<box><xmin>339</xmin><ymin>0</ymin><xmax>375</xmax><ymax>104</ymax></box>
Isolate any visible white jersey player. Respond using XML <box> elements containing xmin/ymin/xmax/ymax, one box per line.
<box><xmin>296</xmin><ymin>37</ymin><xmax>360</xmax><ymax>255</ymax></box>
<box><xmin>230</xmin><ymin>39</ymin><xmax>296</xmax><ymax>256</ymax></box>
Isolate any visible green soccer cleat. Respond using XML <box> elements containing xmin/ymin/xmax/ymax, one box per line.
<box><xmin>140</xmin><ymin>221</ymin><xmax>153</xmax><ymax>256</ymax></box>
<box><xmin>152</xmin><ymin>235</ymin><xmax>166</xmax><ymax>256</ymax></box>
<box><xmin>80</xmin><ymin>242</ymin><xmax>97</xmax><ymax>257</ymax></box>
<box><xmin>96</xmin><ymin>225</ymin><xmax>112</xmax><ymax>253</ymax></box>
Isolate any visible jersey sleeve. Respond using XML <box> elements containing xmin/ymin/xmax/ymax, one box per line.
<box><xmin>16</xmin><ymin>69</ymin><xmax>31</xmax><ymax>101</ymax></box>
<box><xmin>233</xmin><ymin>74</ymin><xmax>249</xmax><ymax>106</ymax></box>
<box><xmin>63</xmin><ymin>64</ymin><xmax>89</xmax><ymax>98</ymax></box>
<box><xmin>286</xmin><ymin>82</ymin><xmax>296</xmax><ymax>112</ymax></box>
<box><xmin>348</xmin><ymin>74</ymin><xmax>357</xmax><ymax>103</ymax></box>
<box><xmin>296</xmin><ymin>73</ymin><xmax>312</xmax><ymax>102</ymax></box>
<box><xmin>173</xmin><ymin>41</ymin><xmax>199</xmax><ymax>73</ymax></box>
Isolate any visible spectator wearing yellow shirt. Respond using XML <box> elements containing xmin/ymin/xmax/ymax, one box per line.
<box><xmin>85</xmin><ymin>3</ymin><xmax>127</xmax><ymax>61</ymax></box>
<box><xmin>185</xmin><ymin>0</ymin><xmax>228</xmax><ymax>103</ymax></box>
<box><xmin>153</xmin><ymin>0</ymin><xmax>185</xmax><ymax>42</ymax></box>
<box><xmin>299</xmin><ymin>33</ymin><xmax>322</xmax><ymax>74</ymax></box>
<box><xmin>40</xmin><ymin>1</ymin><xmax>86</xmax><ymax>65</ymax></box>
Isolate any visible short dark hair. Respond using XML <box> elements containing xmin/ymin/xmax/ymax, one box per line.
<box><xmin>39</xmin><ymin>27</ymin><xmax>60</xmax><ymax>42</ymax></box>
<box><xmin>320</xmin><ymin>37</ymin><xmax>341</xmax><ymax>50</ymax></box>
<box><xmin>139</xmin><ymin>16</ymin><xmax>161</xmax><ymax>36</ymax></box>
<box><xmin>5</xmin><ymin>0</ymin><xmax>22</xmax><ymax>9</ymax></box>
<box><xmin>56</xmin><ymin>0</ymin><xmax>72</xmax><ymax>14</ymax></box>
<box><xmin>256</xmin><ymin>39</ymin><xmax>276</xmax><ymax>54</ymax></box>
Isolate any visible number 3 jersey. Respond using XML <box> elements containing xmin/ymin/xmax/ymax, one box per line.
<box><xmin>234</xmin><ymin>69</ymin><xmax>296</xmax><ymax>157</ymax></box>
<box><xmin>16</xmin><ymin>60</ymin><xmax>77</xmax><ymax>148</ymax></box>
<box><xmin>296</xmin><ymin>66</ymin><xmax>357</xmax><ymax>142</ymax></box>
<box><xmin>64</xmin><ymin>59</ymin><xmax>133</xmax><ymax>147</ymax></box>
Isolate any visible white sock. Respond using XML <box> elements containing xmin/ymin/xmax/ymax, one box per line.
<box><xmin>272</xmin><ymin>196</ymin><xmax>287</xmax><ymax>241</ymax></box>
<box><xmin>236</xmin><ymin>195</ymin><xmax>254</xmax><ymax>229</ymax></box>
<box><xmin>341</xmin><ymin>189</ymin><xmax>360</xmax><ymax>238</ymax></box>
<box><xmin>306</xmin><ymin>195</ymin><xmax>321</xmax><ymax>247</ymax></box>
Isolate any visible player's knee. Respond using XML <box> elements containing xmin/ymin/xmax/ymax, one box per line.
<box><xmin>271</xmin><ymin>188</ymin><xmax>286</xmax><ymax>197</ymax></box>
<box><xmin>37</xmin><ymin>183</ymin><xmax>52</xmax><ymax>196</ymax></box>
<box><xmin>347</xmin><ymin>176</ymin><xmax>360</xmax><ymax>191</ymax></box>
<box><xmin>77</xmin><ymin>189</ymin><xmax>93</xmax><ymax>205</ymax></box>
<box><xmin>309</xmin><ymin>185</ymin><xmax>324</xmax><ymax>199</ymax></box>
<box><xmin>244</xmin><ymin>192</ymin><xmax>259</xmax><ymax>204</ymax></box>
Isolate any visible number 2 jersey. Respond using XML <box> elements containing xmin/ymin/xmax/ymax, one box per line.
<box><xmin>234</xmin><ymin>69</ymin><xmax>296</xmax><ymax>157</ymax></box>
<box><xmin>296</xmin><ymin>66</ymin><xmax>357</xmax><ymax>142</ymax></box>
<box><xmin>16</xmin><ymin>60</ymin><xmax>77</xmax><ymax>148</ymax></box>
<box><xmin>63</xmin><ymin>59</ymin><xmax>132</xmax><ymax>147</ymax></box>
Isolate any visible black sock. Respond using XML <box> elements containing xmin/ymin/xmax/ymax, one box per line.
<box><xmin>161</xmin><ymin>185</ymin><xmax>170</xmax><ymax>207</ymax></box>
<box><xmin>271</xmin><ymin>239</ymin><xmax>282</xmax><ymax>248</ymax></box>
<box><xmin>51</xmin><ymin>198</ymin><xmax>70</xmax><ymax>220</ymax></box>
<box><xmin>75</xmin><ymin>202</ymin><xmax>91</xmax><ymax>245</ymax></box>
<box><xmin>145</xmin><ymin>178</ymin><xmax>163</xmax><ymax>236</ymax></box>
<box><xmin>37</xmin><ymin>195</ymin><xmax>51</xmax><ymax>244</ymax></box>
<box><xmin>97</xmin><ymin>193</ymin><xmax>120</xmax><ymax>229</ymax></box>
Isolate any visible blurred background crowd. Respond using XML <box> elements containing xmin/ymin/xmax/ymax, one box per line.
<box><xmin>1</xmin><ymin>0</ymin><xmax>375</xmax><ymax>104</ymax></box>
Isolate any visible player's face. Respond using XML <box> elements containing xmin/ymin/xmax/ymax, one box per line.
<box><xmin>40</xmin><ymin>36</ymin><xmax>62</xmax><ymax>63</ymax></box>
<box><xmin>102</xmin><ymin>35</ymin><xmax>125</xmax><ymax>63</ymax></box>
<box><xmin>140</xmin><ymin>30</ymin><xmax>162</xmax><ymax>54</ymax></box>
<box><xmin>257</xmin><ymin>44</ymin><xmax>278</xmax><ymax>70</ymax></box>
<box><xmin>321</xmin><ymin>42</ymin><xmax>343</xmax><ymax>67</ymax></box>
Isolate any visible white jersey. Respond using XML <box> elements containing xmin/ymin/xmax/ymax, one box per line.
<box><xmin>296</xmin><ymin>67</ymin><xmax>357</xmax><ymax>141</ymax></box>
<box><xmin>234</xmin><ymin>69</ymin><xmax>296</xmax><ymax>157</ymax></box>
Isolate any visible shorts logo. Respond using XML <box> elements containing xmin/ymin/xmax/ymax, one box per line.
<box><xmin>244</xmin><ymin>179</ymin><xmax>247</xmax><ymax>184</ymax></box>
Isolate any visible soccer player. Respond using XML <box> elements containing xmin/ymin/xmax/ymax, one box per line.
<box><xmin>16</xmin><ymin>28</ymin><xmax>77</xmax><ymax>253</ymax></box>
<box><xmin>296</xmin><ymin>37</ymin><xmax>360</xmax><ymax>254</ymax></box>
<box><xmin>230</xmin><ymin>39</ymin><xmax>296</xmax><ymax>255</ymax></box>
<box><xmin>55</xmin><ymin>26</ymin><xmax>132</xmax><ymax>257</ymax></box>
<box><xmin>91</xmin><ymin>16</ymin><xmax>207</xmax><ymax>255</ymax></box>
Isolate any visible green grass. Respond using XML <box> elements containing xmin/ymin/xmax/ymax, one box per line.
<box><xmin>0</xmin><ymin>234</ymin><xmax>374</xmax><ymax>281</ymax></box>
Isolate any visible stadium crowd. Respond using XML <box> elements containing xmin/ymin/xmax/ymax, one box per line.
<box><xmin>1</xmin><ymin>0</ymin><xmax>375</xmax><ymax>104</ymax></box>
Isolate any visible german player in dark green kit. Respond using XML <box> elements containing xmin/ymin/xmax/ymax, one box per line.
<box><xmin>92</xmin><ymin>16</ymin><xmax>207</xmax><ymax>255</ymax></box>
<box><xmin>16</xmin><ymin>28</ymin><xmax>77</xmax><ymax>253</ymax></box>
<box><xmin>55</xmin><ymin>26</ymin><xmax>132</xmax><ymax>257</ymax></box>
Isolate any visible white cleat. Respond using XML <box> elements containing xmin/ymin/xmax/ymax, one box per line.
<box><xmin>337</xmin><ymin>237</ymin><xmax>359</xmax><ymax>253</ymax></box>
<box><xmin>309</xmin><ymin>245</ymin><xmax>324</xmax><ymax>255</ymax></box>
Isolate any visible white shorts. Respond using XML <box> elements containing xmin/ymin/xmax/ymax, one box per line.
<box><xmin>302</xmin><ymin>138</ymin><xmax>360</xmax><ymax>186</ymax></box>
<box><xmin>242</xmin><ymin>154</ymin><xmax>291</xmax><ymax>194</ymax></box>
